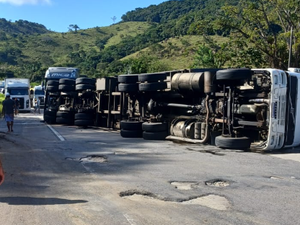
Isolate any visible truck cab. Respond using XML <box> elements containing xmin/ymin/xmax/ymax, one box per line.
<box><xmin>5</xmin><ymin>78</ymin><xmax>31</xmax><ymax>112</ymax></box>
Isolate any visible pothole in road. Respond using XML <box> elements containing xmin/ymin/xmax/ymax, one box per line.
<box><xmin>205</xmin><ymin>179</ymin><xmax>230</xmax><ymax>187</ymax></box>
<box><xmin>80</xmin><ymin>155</ymin><xmax>108</xmax><ymax>163</ymax></box>
<box><xmin>181</xmin><ymin>194</ymin><xmax>231</xmax><ymax>211</ymax></box>
<box><xmin>170</xmin><ymin>181</ymin><xmax>199</xmax><ymax>190</ymax></box>
<box><xmin>120</xmin><ymin>190</ymin><xmax>231</xmax><ymax>211</ymax></box>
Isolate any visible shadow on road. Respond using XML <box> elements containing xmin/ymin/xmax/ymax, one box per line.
<box><xmin>0</xmin><ymin>196</ymin><xmax>88</xmax><ymax>205</ymax></box>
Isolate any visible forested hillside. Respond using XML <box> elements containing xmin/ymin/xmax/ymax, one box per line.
<box><xmin>0</xmin><ymin>0</ymin><xmax>299</xmax><ymax>83</ymax></box>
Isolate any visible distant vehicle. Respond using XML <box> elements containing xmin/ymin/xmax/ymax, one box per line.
<box><xmin>5</xmin><ymin>78</ymin><xmax>31</xmax><ymax>112</ymax></box>
<box><xmin>32</xmin><ymin>85</ymin><xmax>45</xmax><ymax>107</ymax></box>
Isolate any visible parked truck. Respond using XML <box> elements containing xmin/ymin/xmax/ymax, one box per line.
<box><xmin>5</xmin><ymin>78</ymin><xmax>31</xmax><ymax>112</ymax></box>
<box><xmin>32</xmin><ymin>85</ymin><xmax>45</xmax><ymax>108</ymax></box>
<box><xmin>43</xmin><ymin>67</ymin><xmax>300</xmax><ymax>151</ymax></box>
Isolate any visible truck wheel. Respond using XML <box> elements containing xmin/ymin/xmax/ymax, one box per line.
<box><xmin>215</xmin><ymin>136</ymin><xmax>251</xmax><ymax>150</ymax></box>
<box><xmin>118</xmin><ymin>83</ymin><xmax>138</xmax><ymax>92</ymax></box>
<box><xmin>56</xmin><ymin>117</ymin><xmax>74</xmax><ymax>125</ymax></box>
<box><xmin>44</xmin><ymin>115</ymin><xmax>56</xmax><ymax>124</ymax></box>
<box><xmin>57</xmin><ymin>111</ymin><xmax>74</xmax><ymax>119</ymax></box>
<box><xmin>118</xmin><ymin>74</ymin><xmax>139</xmax><ymax>83</ymax></box>
<box><xmin>216</xmin><ymin>69</ymin><xmax>252</xmax><ymax>84</ymax></box>
<box><xmin>74</xmin><ymin>119</ymin><xmax>94</xmax><ymax>126</ymax></box>
<box><xmin>46</xmin><ymin>85</ymin><xmax>58</xmax><ymax>92</ymax></box>
<box><xmin>142</xmin><ymin>122</ymin><xmax>168</xmax><ymax>132</ymax></box>
<box><xmin>138</xmin><ymin>72</ymin><xmax>168</xmax><ymax>82</ymax></box>
<box><xmin>143</xmin><ymin>131</ymin><xmax>168</xmax><ymax>140</ymax></box>
<box><xmin>75</xmin><ymin>84</ymin><xmax>96</xmax><ymax>91</ymax></box>
<box><xmin>59</xmin><ymin>78</ymin><xmax>75</xmax><ymax>85</ymax></box>
<box><xmin>139</xmin><ymin>82</ymin><xmax>167</xmax><ymax>92</ymax></box>
<box><xmin>47</xmin><ymin>80</ymin><xmax>59</xmax><ymax>86</ymax></box>
<box><xmin>59</xmin><ymin>84</ymin><xmax>75</xmax><ymax>92</ymax></box>
<box><xmin>44</xmin><ymin>109</ymin><xmax>57</xmax><ymax>117</ymax></box>
<box><xmin>76</xmin><ymin>77</ymin><xmax>95</xmax><ymax>85</ymax></box>
<box><xmin>120</xmin><ymin>129</ymin><xmax>143</xmax><ymax>138</ymax></box>
<box><xmin>75</xmin><ymin>113</ymin><xmax>93</xmax><ymax>120</ymax></box>
<box><xmin>120</xmin><ymin>120</ymin><xmax>143</xmax><ymax>130</ymax></box>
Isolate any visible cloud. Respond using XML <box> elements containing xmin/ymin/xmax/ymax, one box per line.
<box><xmin>0</xmin><ymin>0</ymin><xmax>51</xmax><ymax>5</ymax></box>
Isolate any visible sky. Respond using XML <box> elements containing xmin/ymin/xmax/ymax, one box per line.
<box><xmin>0</xmin><ymin>0</ymin><xmax>167</xmax><ymax>32</ymax></box>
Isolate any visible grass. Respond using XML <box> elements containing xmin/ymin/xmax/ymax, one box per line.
<box><xmin>122</xmin><ymin>35</ymin><xmax>229</xmax><ymax>70</ymax></box>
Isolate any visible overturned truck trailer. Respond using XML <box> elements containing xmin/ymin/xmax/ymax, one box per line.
<box><xmin>44</xmin><ymin>67</ymin><xmax>300</xmax><ymax>151</ymax></box>
<box><xmin>115</xmin><ymin>68</ymin><xmax>300</xmax><ymax>151</ymax></box>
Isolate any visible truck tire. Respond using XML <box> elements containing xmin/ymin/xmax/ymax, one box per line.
<box><xmin>57</xmin><ymin>111</ymin><xmax>74</xmax><ymax>119</ymax></box>
<box><xmin>46</xmin><ymin>85</ymin><xmax>58</xmax><ymax>92</ymax></box>
<box><xmin>215</xmin><ymin>136</ymin><xmax>251</xmax><ymax>150</ymax></box>
<box><xmin>138</xmin><ymin>72</ymin><xmax>168</xmax><ymax>82</ymax></box>
<box><xmin>75</xmin><ymin>84</ymin><xmax>96</xmax><ymax>91</ymax></box>
<box><xmin>142</xmin><ymin>122</ymin><xmax>168</xmax><ymax>132</ymax></box>
<box><xmin>75</xmin><ymin>113</ymin><xmax>93</xmax><ymax>120</ymax></box>
<box><xmin>143</xmin><ymin>131</ymin><xmax>168</xmax><ymax>140</ymax></box>
<box><xmin>118</xmin><ymin>83</ymin><xmax>138</xmax><ymax>92</ymax></box>
<box><xmin>74</xmin><ymin>119</ymin><xmax>94</xmax><ymax>126</ymax></box>
<box><xmin>120</xmin><ymin>129</ymin><xmax>143</xmax><ymax>138</ymax></box>
<box><xmin>216</xmin><ymin>69</ymin><xmax>252</xmax><ymax>84</ymax></box>
<box><xmin>44</xmin><ymin>109</ymin><xmax>57</xmax><ymax>117</ymax></box>
<box><xmin>44</xmin><ymin>115</ymin><xmax>56</xmax><ymax>124</ymax></box>
<box><xmin>76</xmin><ymin>77</ymin><xmax>95</xmax><ymax>85</ymax></box>
<box><xmin>118</xmin><ymin>74</ymin><xmax>139</xmax><ymax>83</ymax></box>
<box><xmin>59</xmin><ymin>84</ymin><xmax>75</xmax><ymax>92</ymax></box>
<box><xmin>59</xmin><ymin>78</ymin><xmax>75</xmax><ymax>85</ymax></box>
<box><xmin>47</xmin><ymin>80</ymin><xmax>59</xmax><ymax>86</ymax></box>
<box><xmin>139</xmin><ymin>82</ymin><xmax>167</xmax><ymax>92</ymax></box>
<box><xmin>56</xmin><ymin>117</ymin><xmax>74</xmax><ymax>125</ymax></box>
<box><xmin>120</xmin><ymin>120</ymin><xmax>143</xmax><ymax>130</ymax></box>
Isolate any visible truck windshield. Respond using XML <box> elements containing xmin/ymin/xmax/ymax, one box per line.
<box><xmin>9</xmin><ymin>89</ymin><xmax>28</xmax><ymax>95</ymax></box>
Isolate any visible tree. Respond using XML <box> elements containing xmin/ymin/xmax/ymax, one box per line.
<box><xmin>215</xmin><ymin>0</ymin><xmax>300</xmax><ymax>69</ymax></box>
<box><xmin>68</xmin><ymin>24</ymin><xmax>80</xmax><ymax>33</ymax></box>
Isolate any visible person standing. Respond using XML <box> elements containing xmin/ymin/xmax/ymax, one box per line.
<box><xmin>2</xmin><ymin>93</ymin><xmax>15</xmax><ymax>132</ymax></box>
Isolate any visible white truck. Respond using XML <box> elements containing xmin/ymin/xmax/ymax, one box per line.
<box><xmin>32</xmin><ymin>85</ymin><xmax>45</xmax><ymax>108</ymax></box>
<box><xmin>5</xmin><ymin>78</ymin><xmax>31</xmax><ymax>112</ymax></box>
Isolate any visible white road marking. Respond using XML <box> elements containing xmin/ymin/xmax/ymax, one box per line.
<box><xmin>47</xmin><ymin>125</ymin><xmax>65</xmax><ymax>141</ymax></box>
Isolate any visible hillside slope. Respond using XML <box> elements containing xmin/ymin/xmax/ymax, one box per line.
<box><xmin>0</xmin><ymin>0</ymin><xmax>244</xmax><ymax>81</ymax></box>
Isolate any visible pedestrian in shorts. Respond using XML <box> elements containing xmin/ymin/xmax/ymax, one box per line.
<box><xmin>2</xmin><ymin>93</ymin><xmax>15</xmax><ymax>132</ymax></box>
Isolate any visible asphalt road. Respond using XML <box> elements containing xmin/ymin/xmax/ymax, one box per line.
<box><xmin>0</xmin><ymin>111</ymin><xmax>300</xmax><ymax>225</ymax></box>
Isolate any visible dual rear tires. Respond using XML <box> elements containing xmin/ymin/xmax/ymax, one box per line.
<box><xmin>120</xmin><ymin>121</ymin><xmax>168</xmax><ymax>140</ymax></box>
<box><xmin>74</xmin><ymin>112</ymin><xmax>94</xmax><ymax>127</ymax></box>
